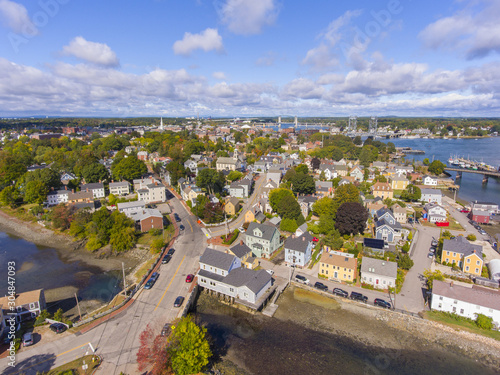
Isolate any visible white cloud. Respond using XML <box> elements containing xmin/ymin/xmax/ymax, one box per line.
<box><xmin>219</xmin><ymin>0</ymin><xmax>279</xmax><ymax>35</ymax></box>
<box><xmin>282</xmin><ymin>78</ymin><xmax>325</xmax><ymax>99</ymax></box>
<box><xmin>212</xmin><ymin>71</ymin><xmax>227</xmax><ymax>80</ymax></box>
<box><xmin>62</xmin><ymin>37</ymin><xmax>119</xmax><ymax>67</ymax></box>
<box><xmin>173</xmin><ymin>28</ymin><xmax>224</xmax><ymax>56</ymax></box>
<box><xmin>256</xmin><ymin>51</ymin><xmax>277</xmax><ymax>66</ymax></box>
<box><xmin>419</xmin><ymin>1</ymin><xmax>500</xmax><ymax>59</ymax></box>
<box><xmin>0</xmin><ymin>0</ymin><xmax>37</xmax><ymax>34</ymax></box>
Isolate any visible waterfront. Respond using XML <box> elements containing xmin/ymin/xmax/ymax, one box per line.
<box><xmin>195</xmin><ymin>288</ymin><xmax>500</xmax><ymax>375</ymax></box>
<box><xmin>0</xmin><ymin>231</ymin><xmax>122</xmax><ymax>315</ymax></box>
<box><xmin>390</xmin><ymin>137</ymin><xmax>500</xmax><ymax>205</ymax></box>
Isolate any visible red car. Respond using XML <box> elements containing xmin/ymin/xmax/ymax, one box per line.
<box><xmin>185</xmin><ymin>274</ymin><xmax>194</xmax><ymax>283</ymax></box>
<box><xmin>312</xmin><ymin>237</ymin><xmax>319</xmax><ymax>242</ymax></box>
<box><xmin>460</xmin><ymin>209</ymin><xmax>470</xmax><ymax>213</ymax></box>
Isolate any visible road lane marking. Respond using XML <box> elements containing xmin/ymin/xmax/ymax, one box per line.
<box><xmin>187</xmin><ymin>219</ymin><xmax>193</xmax><ymax>232</ymax></box>
<box><xmin>154</xmin><ymin>255</ymin><xmax>186</xmax><ymax>311</ymax></box>
<box><xmin>9</xmin><ymin>342</ymin><xmax>90</xmax><ymax>375</ymax></box>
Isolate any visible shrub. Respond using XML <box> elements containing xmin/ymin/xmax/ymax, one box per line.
<box><xmin>398</xmin><ymin>254</ymin><xmax>414</xmax><ymax>270</ymax></box>
<box><xmin>466</xmin><ymin>234</ymin><xmax>476</xmax><ymax>241</ymax></box>
<box><xmin>401</xmin><ymin>242</ymin><xmax>410</xmax><ymax>253</ymax></box>
<box><xmin>475</xmin><ymin>314</ymin><xmax>493</xmax><ymax>330</ymax></box>
<box><xmin>53</xmin><ymin>308</ymin><xmax>64</xmax><ymax>322</ymax></box>
<box><xmin>222</xmin><ymin>229</ymin><xmax>240</xmax><ymax>245</ymax></box>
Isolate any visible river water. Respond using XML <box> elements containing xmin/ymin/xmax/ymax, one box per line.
<box><xmin>389</xmin><ymin>137</ymin><xmax>500</xmax><ymax>205</ymax></box>
<box><xmin>0</xmin><ymin>231</ymin><xmax>122</xmax><ymax>312</ymax></box>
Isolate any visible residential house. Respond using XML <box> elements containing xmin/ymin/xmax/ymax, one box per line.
<box><xmin>471</xmin><ymin>201</ymin><xmax>499</xmax><ymax>215</ymax></box>
<box><xmin>261</xmin><ymin>179</ymin><xmax>278</xmax><ymax>195</ymax></box>
<box><xmin>315</xmin><ymin>181</ymin><xmax>334</xmax><ymax>198</ymax></box>
<box><xmin>431</xmin><ymin>280</ymin><xmax>500</xmax><ymax>327</ymax></box>
<box><xmin>181</xmin><ymin>185</ymin><xmax>203</xmax><ymax>205</ymax></box>
<box><xmin>390</xmin><ymin>175</ymin><xmax>409</xmax><ymax>190</ymax></box>
<box><xmin>67</xmin><ymin>190</ymin><xmax>94</xmax><ymax>204</ymax></box>
<box><xmin>423</xmin><ymin>175</ymin><xmax>438</xmax><ymax>186</ymax></box>
<box><xmin>392</xmin><ymin>204</ymin><xmax>407</xmax><ymax>224</ymax></box>
<box><xmin>225</xmin><ymin>197</ymin><xmax>241</xmax><ymax>216</ymax></box>
<box><xmin>372</xmin><ymin>161</ymin><xmax>387</xmax><ymax>170</ymax></box>
<box><xmin>361</xmin><ymin>257</ymin><xmax>397</xmax><ymax>289</ymax></box>
<box><xmin>284</xmin><ymin>232</ymin><xmax>314</xmax><ymax>268</ymax></box>
<box><xmin>137</xmin><ymin>182</ymin><xmax>166</xmax><ymax>204</ymax></box>
<box><xmin>245</xmin><ymin>222</ymin><xmax>282</xmax><ymax>258</ymax></box>
<box><xmin>80</xmin><ymin>182</ymin><xmax>105</xmax><ymax>199</ymax></box>
<box><xmin>421</xmin><ymin>188</ymin><xmax>442</xmax><ymax>204</ymax></box>
<box><xmin>109</xmin><ymin>181</ymin><xmax>131</xmax><ymax>196</ymax></box>
<box><xmin>295</xmin><ymin>222</ymin><xmax>308</xmax><ymax>237</ymax></box>
<box><xmin>197</xmin><ymin>248</ymin><xmax>272</xmax><ymax>306</ymax></box>
<box><xmin>469</xmin><ymin>209</ymin><xmax>490</xmax><ymax>224</ymax></box>
<box><xmin>319</xmin><ymin>164</ymin><xmax>338</xmax><ymax>180</ymax></box>
<box><xmin>229</xmin><ymin>179</ymin><xmax>252</xmax><ymax>199</ymax></box>
<box><xmin>127</xmin><ymin>208</ymin><xmax>164</xmax><ymax>232</ymax></box>
<box><xmin>374</xmin><ymin>208</ymin><xmax>408</xmax><ymax>243</ymax></box>
<box><xmin>133</xmin><ymin>177</ymin><xmax>160</xmax><ymax>192</ymax></box>
<box><xmin>395</xmin><ymin>165</ymin><xmax>414</xmax><ymax>176</ymax></box>
<box><xmin>441</xmin><ymin>236</ymin><xmax>483</xmax><ymax>276</ymax></box>
<box><xmin>47</xmin><ymin>188</ymin><xmax>69</xmax><ymax>206</ymax></box>
<box><xmin>60</xmin><ymin>172</ymin><xmax>77</xmax><ymax>185</ymax></box>
<box><xmin>366</xmin><ymin>201</ymin><xmax>386</xmax><ymax>217</ymax></box>
<box><xmin>318</xmin><ymin>250</ymin><xmax>357</xmax><ymax>283</ymax></box>
<box><xmin>0</xmin><ymin>289</ymin><xmax>46</xmax><ymax>324</ymax></box>
<box><xmin>372</xmin><ymin>182</ymin><xmax>393</xmax><ymax>200</ymax></box>
<box><xmin>117</xmin><ymin>200</ymin><xmax>146</xmax><ymax>214</ymax></box>
<box><xmin>216</xmin><ymin>156</ymin><xmax>238</xmax><ymax>172</ymax></box>
<box><xmin>227</xmin><ymin>241</ymin><xmax>259</xmax><ymax>270</ymax></box>
<box><xmin>423</xmin><ymin>203</ymin><xmax>447</xmax><ymax>223</ymax></box>
<box><xmin>334</xmin><ymin>165</ymin><xmax>348</xmax><ymax>177</ymax></box>
<box><xmin>350</xmin><ymin>166</ymin><xmax>364</xmax><ymax>182</ymax></box>
<box><xmin>297</xmin><ymin>195</ymin><xmax>317</xmax><ymax>219</ymax></box>
<box><xmin>137</xmin><ymin>150</ymin><xmax>148</xmax><ymax>161</ymax></box>
<box><xmin>266</xmin><ymin>170</ymin><xmax>281</xmax><ymax>186</ymax></box>
<box><xmin>184</xmin><ymin>159</ymin><xmax>198</xmax><ymax>174</ymax></box>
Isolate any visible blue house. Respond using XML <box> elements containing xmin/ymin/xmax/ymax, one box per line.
<box><xmin>374</xmin><ymin>208</ymin><xmax>408</xmax><ymax>244</ymax></box>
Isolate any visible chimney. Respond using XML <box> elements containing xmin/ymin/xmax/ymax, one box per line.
<box><xmin>387</xmin><ymin>257</ymin><xmax>389</xmax><ymax>261</ymax></box>
<box><xmin>450</xmin><ymin>281</ymin><xmax>453</xmax><ymax>287</ymax></box>
<box><xmin>99</xmin><ymin>180</ymin><xmax>101</xmax><ymax>183</ymax></box>
<box><xmin>72</xmin><ymin>189</ymin><xmax>75</xmax><ymax>193</ymax></box>
<box><xmin>302</xmin><ymin>236</ymin><xmax>305</xmax><ymax>241</ymax></box>
<box><xmin>65</xmin><ymin>186</ymin><xmax>67</xmax><ymax>190</ymax></box>
<box><xmin>240</xmin><ymin>240</ymin><xmax>243</xmax><ymax>245</ymax></box>
<box><xmin>292</xmin><ymin>234</ymin><xmax>295</xmax><ymax>239</ymax></box>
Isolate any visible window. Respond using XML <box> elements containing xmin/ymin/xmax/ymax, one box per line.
<box><xmin>453</xmin><ymin>300</ymin><xmax>458</xmax><ymax>304</ymax></box>
<box><xmin>348</xmin><ymin>275</ymin><xmax>351</xmax><ymax>279</ymax></box>
<box><xmin>446</xmin><ymin>251</ymin><xmax>450</xmax><ymax>255</ymax></box>
<box><xmin>29</xmin><ymin>303</ymin><xmax>36</xmax><ymax>310</ymax></box>
<box><xmin>438</xmin><ymin>303</ymin><xmax>442</xmax><ymax>308</ymax></box>
<box><xmin>475</xmin><ymin>268</ymin><xmax>479</xmax><ymax>273</ymax></box>
<box><xmin>460</xmin><ymin>309</ymin><xmax>464</xmax><ymax>314</ymax></box>
<box><xmin>452</xmin><ymin>260</ymin><xmax>456</xmax><ymax>264</ymax></box>
<box><xmin>453</xmin><ymin>252</ymin><xmax>456</xmax><ymax>257</ymax></box>
<box><xmin>465</xmin><ymin>266</ymin><xmax>469</xmax><ymax>271</ymax></box>
<box><xmin>383</xmin><ymin>280</ymin><xmax>386</xmax><ymax>284</ymax></box>
<box><xmin>467</xmin><ymin>258</ymin><xmax>470</xmax><ymax>263</ymax></box>
<box><xmin>439</xmin><ymin>296</ymin><xmax>443</xmax><ymax>300</ymax></box>
<box><xmin>230</xmin><ymin>288</ymin><xmax>234</xmax><ymax>292</ymax></box>
<box><xmin>452</xmin><ymin>307</ymin><xmax>456</xmax><ymax>312</ymax></box>
<box><xmin>476</xmin><ymin>260</ymin><xmax>480</xmax><ymax>265</ymax></box>
<box><xmin>445</xmin><ymin>258</ymin><xmax>449</xmax><ymax>263</ymax></box>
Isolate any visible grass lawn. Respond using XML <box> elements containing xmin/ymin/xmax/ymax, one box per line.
<box><xmin>45</xmin><ymin>355</ymin><xmax>100</xmax><ymax>375</ymax></box>
<box><xmin>293</xmin><ymin>287</ymin><xmax>340</xmax><ymax>310</ymax></box>
<box><xmin>134</xmin><ymin>257</ymin><xmax>157</xmax><ymax>281</ymax></box>
<box><xmin>136</xmin><ymin>231</ymin><xmax>163</xmax><ymax>246</ymax></box>
<box><xmin>424</xmin><ymin>311</ymin><xmax>500</xmax><ymax>341</ymax></box>
<box><xmin>447</xmin><ymin>215</ymin><xmax>465</xmax><ymax>231</ymax></box>
<box><xmin>1</xmin><ymin>205</ymin><xmax>39</xmax><ymax>222</ymax></box>
<box><xmin>269</xmin><ymin>247</ymin><xmax>284</xmax><ymax>261</ymax></box>
<box><xmin>308</xmin><ymin>248</ymin><xmax>322</xmax><ymax>269</ymax></box>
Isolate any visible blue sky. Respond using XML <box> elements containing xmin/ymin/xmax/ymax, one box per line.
<box><xmin>0</xmin><ymin>0</ymin><xmax>500</xmax><ymax>117</ymax></box>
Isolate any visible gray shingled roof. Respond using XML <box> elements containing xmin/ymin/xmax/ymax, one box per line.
<box><xmin>246</xmin><ymin>222</ymin><xmax>278</xmax><ymax>242</ymax></box>
<box><xmin>442</xmin><ymin>236</ymin><xmax>482</xmax><ymax>257</ymax></box>
<box><xmin>361</xmin><ymin>257</ymin><xmax>397</xmax><ymax>278</ymax></box>
<box><xmin>198</xmin><ymin>269</ymin><xmax>225</xmax><ymax>282</ymax></box>
<box><xmin>230</xmin><ymin>242</ymin><xmax>252</xmax><ymax>259</ymax></box>
<box><xmin>284</xmin><ymin>232</ymin><xmax>313</xmax><ymax>253</ymax></box>
<box><xmin>199</xmin><ymin>248</ymin><xmax>236</xmax><ymax>271</ymax></box>
<box><xmin>433</xmin><ymin>280</ymin><xmax>500</xmax><ymax>311</ymax></box>
<box><xmin>80</xmin><ymin>182</ymin><xmax>104</xmax><ymax>190</ymax></box>
<box><xmin>223</xmin><ymin>268</ymin><xmax>272</xmax><ymax>294</ymax></box>
<box><xmin>421</xmin><ymin>188</ymin><xmax>442</xmax><ymax>196</ymax></box>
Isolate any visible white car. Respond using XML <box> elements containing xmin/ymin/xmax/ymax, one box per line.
<box><xmin>238</xmin><ymin>226</ymin><xmax>245</xmax><ymax>232</ymax></box>
<box><xmin>295</xmin><ymin>274</ymin><xmax>309</xmax><ymax>285</ymax></box>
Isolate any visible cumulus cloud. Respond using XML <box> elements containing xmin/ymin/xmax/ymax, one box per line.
<box><xmin>219</xmin><ymin>0</ymin><xmax>279</xmax><ymax>35</ymax></box>
<box><xmin>419</xmin><ymin>1</ymin><xmax>500</xmax><ymax>59</ymax></box>
<box><xmin>173</xmin><ymin>28</ymin><xmax>224</xmax><ymax>56</ymax></box>
<box><xmin>62</xmin><ymin>37</ymin><xmax>119</xmax><ymax>67</ymax></box>
<box><xmin>0</xmin><ymin>0</ymin><xmax>37</xmax><ymax>34</ymax></box>
<box><xmin>256</xmin><ymin>51</ymin><xmax>278</xmax><ymax>66</ymax></box>
<box><xmin>212</xmin><ymin>71</ymin><xmax>227</xmax><ymax>80</ymax></box>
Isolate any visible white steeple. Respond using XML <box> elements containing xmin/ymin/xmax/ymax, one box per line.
<box><xmin>160</xmin><ymin>117</ymin><xmax>163</xmax><ymax>130</ymax></box>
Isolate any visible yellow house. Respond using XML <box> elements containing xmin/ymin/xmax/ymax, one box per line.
<box><xmin>390</xmin><ymin>175</ymin><xmax>409</xmax><ymax>190</ymax></box>
<box><xmin>371</xmin><ymin>182</ymin><xmax>393</xmax><ymax>200</ymax></box>
<box><xmin>441</xmin><ymin>236</ymin><xmax>483</xmax><ymax>276</ymax></box>
<box><xmin>244</xmin><ymin>209</ymin><xmax>256</xmax><ymax>223</ymax></box>
<box><xmin>226</xmin><ymin>241</ymin><xmax>259</xmax><ymax>269</ymax></box>
<box><xmin>225</xmin><ymin>197</ymin><xmax>241</xmax><ymax>216</ymax></box>
<box><xmin>318</xmin><ymin>250</ymin><xmax>358</xmax><ymax>282</ymax></box>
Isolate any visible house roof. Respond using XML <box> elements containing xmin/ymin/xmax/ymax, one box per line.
<box><xmin>375</xmin><ymin>218</ymin><xmax>402</xmax><ymax>230</ymax></box>
<box><xmin>471</xmin><ymin>209</ymin><xmax>490</xmax><ymax>217</ymax></box>
<box><xmin>68</xmin><ymin>190</ymin><xmax>93</xmax><ymax>200</ymax></box>
<box><xmin>246</xmin><ymin>222</ymin><xmax>278</xmax><ymax>242</ymax></box>
<box><xmin>223</xmin><ymin>268</ymin><xmax>272</xmax><ymax>294</ymax></box>
<box><xmin>320</xmin><ymin>252</ymin><xmax>357</xmax><ymax>269</ymax></box>
<box><xmin>199</xmin><ymin>248</ymin><xmax>237</xmax><ymax>271</ymax></box>
<box><xmin>227</xmin><ymin>196</ymin><xmax>240</xmax><ymax>207</ymax></box>
<box><xmin>198</xmin><ymin>269</ymin><xmax>225</xmax><ymax>282</ymax></box>
<box><xmin>129</xmin><ymin>208</ymin><xmax>163</xmax><ymax>221</ymax></box>
<box><xmin>433</xmin><ymin>280</ymin><xmax>500</xmax><ymax>312</ymax></box>
<box><xmin>421</xmin><ymin>188</ymin><xmax>442</xmax><ymax>196</ymax></box>
<box><xmin>80</xmin><ymin>182</ymin><xmax>104</xmax><ymax>190</ymax></box>
<box><xmin>0</xmin><ymin>289</ymin><xmax>43</xmax><ymax>308</ymax></box>
<box><xmin>391</xmin><ymin>175</ymin><xmax>407</xmax><ymax>182</ymax></box>
<box><xmin>361</xmin><ymin>257</ymin><xmax>397</xmax><ymax>278</ymax></box>
<box><xmin>230</xmin><ymin>242</ymin><xmax>252</xmax><ymax>259</ymax></box>
<box><xmin>217</xmin><ymin>157</ymin><xmax>238</xmax><ymax>165</ymax></box>
<box><xmin>372</xmin><ymin>182</ymin><xmax>393</xmax><ymax>192</ymax></box>
<box><xmin>109</xmin><ymin>181</ymin><xmax>130</xmax><ymax>188</ymax></box>
<box><xmin>284</xmin><ymin>232</ymin><xmax>313</xmax><ymax>253</ymax></box>
<box><xmin>392</xmin><ymin>204</ymin><xmax>406</xmax><ymax>214</ymax></box>
<box><xmin>117</xmin><ymin>201</ymin><xmax>146</xmax><ymax>210</ymax></box>
<box><xmin>442</xmin><ymin>236</ymin><xmax>483</xmax><ymax>258</ymax></box>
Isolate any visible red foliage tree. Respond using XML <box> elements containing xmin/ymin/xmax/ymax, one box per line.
<box><xmin>136</xmin><ymin>324</ymin><xmax>170</xmax><ymax>375</ymax></box>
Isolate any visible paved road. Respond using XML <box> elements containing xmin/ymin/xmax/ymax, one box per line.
<box><xmin>0</xmin><ymin>195</ymin><xmax>206</xmax><ymax>375</ymax></box>
<box><xmin>208</xmin><ymin>174</ymin><xmax>266</xmax><ymax>237</ymax></box>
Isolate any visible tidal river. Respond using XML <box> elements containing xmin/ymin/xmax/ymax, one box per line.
<box><xmin>390</xmin><ymin>136</ymin><xmax>500</xmax><ymax>205</ymax></box>
<box><xmin>0</xmin><ymin>231</ymin><xmax>122</xmax><ymax>315</ymax></box>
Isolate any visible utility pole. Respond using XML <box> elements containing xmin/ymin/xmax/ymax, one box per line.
<box><xmin>74</xmin><ymin>293</ymin><xmax>82</xmax><ymax>321</ymax></box>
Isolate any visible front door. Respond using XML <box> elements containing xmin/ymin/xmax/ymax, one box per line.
<box><xmin>334</xmin><ymin>271</ymin><xmax>338</xmax><ymax>279</ymax></box>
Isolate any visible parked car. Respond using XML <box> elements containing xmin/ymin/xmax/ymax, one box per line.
<box><xmin>350</xmin><ymin>291</ymin><xmax>368</xmax><ymax>303</ymax></box>
<box><xmin>333</xmin><ymin>288</ymin><xmax>349</xmax><ymax>298</ymax></box>
<box><xmin>314</xmin><ymin>282</ymin><xmax>328</xmax><ymax>291</ymax></box>
<box><xmin>174</xmin><ymin>296</ymin><xmax>185</xmax><ymax>307</ymax></box>
<box><xmin>167</xmin><ymin>248</ymin><xmax>175</xmax><ymax>256</ymax></box>
<box><xmin>460</xmin><ymin>209</ymin><xmax>470</xmax><ymax>213</ymax></box>
<box><xmin>144</xmin><ymin>272</ymin><xmax>159</xmax><ymax>289</ymax></box>
<box><xmin>162</xmin><ymin>254</ymin><xmax>171</xmax><ymax>264</ymax></box>
<box><xmin>179</xmin><ymin>224</ymin><xmax>185</xmax><ymax>231</ymax></box>
<box><xmin>479</xmin><ymin>229</ymin><xmax>487</xmax><ymax>235</ymax></box>
<box><xmin>238</xmin><ymin>226</ymin><xmax>246</xmax><ymax>232</ymax></box>
<box><xmin>185</xmin><ymin>274</ymin><xmax>194</xmax><ymax>283</ymax></box>
<box><xmin>428</xmin><ymin>252</ymin><xmax>434</xmax><ymax>259</ymax></box>
<box><xmin>431</xmin><ymin>239</ymin><xmax>438</xmax><ymax>247</ymax></box>
<box><xmin>429</xmin><ymin>247</ymin><xmax>436</xmax><ymax>253</ymax></box>
<box><xmin>174</xmin><ymin>213</ymin><xmax>181</xmax><ymax>222</ymax></box>
<box><xmin>374</xmin><ymin>298</ymin><xmax>392</xmax><ymax>309</ymax></box>
<box><xmin>312</xmin><ymin>237</ymin><xmax>319</xmax><ymax>242</ymax></box>
<box><xmin>49</xmin><ymin>323</ymin><xmax>67</xmax><ymax>334</ymax></box>
<box><xmin>22</xmin><ymin>332</ymin><xmax>33</xmax><ymax>347</ymax></box>
<box><xmin>161</xmin><ymin>323</ymin><xmax>171</xmax><ymax>337</ymax></box>
<box><xmin>294</xmin><ymin>274</ymin><xmax>309</xmax><ymax>285</ymax></box>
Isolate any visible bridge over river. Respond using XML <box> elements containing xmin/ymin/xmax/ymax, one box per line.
<box><xmin>444</xmin><ymin>166</ymin><xmax>500</xmax><ymax>184</ymax></box>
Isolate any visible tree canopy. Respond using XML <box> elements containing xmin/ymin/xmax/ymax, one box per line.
<box><xmin>428</xmin><ymin>159</ymin><xmax>446</xmax><ymax>175</ymax></box>
<box><xmin>196</xmin><ymin>168</ymin><xmax>226</xmax><ymax>194</ymax></box>
<box><xmin>400</xmin><ymin>184</ymin><xmax>421</xmax><ymax>202</ymax></box>
<box><xmin>111</xmin><ymin>155</ymin><xmax>148</xmax><ymax>181</ymax></box>
<box><xmin>269</xmin><ymin>188</ymin><xmax>294</xmax><ymax>212</ymax></box>
<box><xmin>290</xmin><ymin>172</ymin><xmax>315</xmax><ymax>195</ymax></box>
<box><xmin>335</xmin><ymin>202</ymin><xmax>368</xmax><ymax>235</ymax></box>
<box><xmin>332</xmin><ymin>183</ymin><xmax>360</xmax><ymax>216</ymax></box>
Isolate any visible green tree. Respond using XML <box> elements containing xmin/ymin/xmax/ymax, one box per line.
<box><xmin>423</xmin><ymin>158</ymin><xmax>430</xmax><ymax>166</ymax></box>
<box><xmin>0</xmin><ymin>186</ymin><xmax>21</xmax><ymax>207</ymax></box>
<box><xmin>475</xmin><ymin>314</ymin><xmax>493</xmax><ymax>330</ymax></box>
<box><xmin>51</xmin><ymin>204</ymin><xmax>76</xmax><ymax>230</ymax></box>
<box><xmin>112</xmin><ymin>155</ymin><xmax>148</xmax><ymax>181</ymax></box>
<box><xmin>0</xmin><ymin>153</ymin><xmax>26</xmax><ymax>187</ymax></box>
<box><xmin>280</xmin><ymin>218</ymin><xmax>298</xmax><ymax>233</ymax></box>
<box><xmin>23</xmin><ymin>168</ymin><xmax>61</xmax><ymax>189</ymax></box>
<box><xmin>318</xmin><ymin>214</ymin><xmax>336</xmax><ymax>234</ymax></box>
<box><xmin>69</xmin><ymin>208</ymin><xmax>92</xmax><ymax>238</ymax></box>
<box><xmin>168</xmin><ymin>316</ymin><xmax>212</xmax><ymax>375</ymax></box>
<box><xmin>81</xmin><ymin>162</ymin><xmax>109</xmax><ymax>183</ymax></box>
<box><xmin>269</xmin><ymin>188</ymin><xmax>294</xmax><ymax>212</ymax></box>
<box><xmin>386</xmin><ymin>142</ymin><xmax>396</xmax><ymax>153</ymax></box>
<box><xmin>400</xmin><ymin>184</ymin><xmax>421</xmax><ymax>202</ymax></box>
<box><xmin>332</xmin><ymin>183</ymin><xmax>359</xmax><ymax>216</ymax></box>
<box><xmin>196</xmin><ymin>169</ymin><xmax>226</xmax><ymax>194</ymax></box>
<box><xmin>312</xmin><ymin>196</ymin><xmax>335</xmax><ymax>216</ymax></box>
<box><xmin>165</xmin><ymin>161</ymin><xmax>186</xmax><ymax>186</ymax></box>
<box><xmin>423</xmin><ymin>269</ymin><xmax>445</xmax><ymax>289</ymax></box>
<box><xmin>24</xmin><ymin>180</ymin><xmax>49</xmax><ymax>204</ymax></box>
<box><xmin>108</xmin><ymin>193</ymin><xmax>118</xmax><ymax>206</ymax></box>
<box><xmin>290</xmin><ymin>173</ymin><xmax>315</xmax><ymax>195</ymax></box>
<box><xmin>226</xmin><ymin>170</ymin><xmax>244</xmax><ymax>182</ymax></box>
<box><xmin>277</xmin><ymin>195</ymin><xmax>303</xmax><ymax>221</ymax></box>
<box><xmin>53</xmin><ymin>308</ymin><xmax>64</xmax><ymax>322</ymax></box>
<box><xmin>334</xmin><ymin>202</ymin><xmax>368</xmax><ymax>235</ymax></box>
<box><xmin>466</xmin><ymin>234</ymin><xmax>476</xmax><ymax>241</ymax></box>
<box><xmin>295</xmin><ymin>164</ymin><xmax>309</xmax><ymax>174</ymax></box>
<box><xmin>398</xmin><ymin>254</ymin><xmax>414</xmax><ymax>270</ymax></box>
<box><xmin>428</xmin><ymin>159</ymin><xmax>446</xmax><ymax>175</ymax></box>
<box><xmin>353</xmin><ymin>136</ymin><xmax>362</xmax><ymax>145</ymax></box>
<box><xmin>110</xmin><ymin>226</ymin><xmax>136</xmax><ymax>252</ymax></box>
